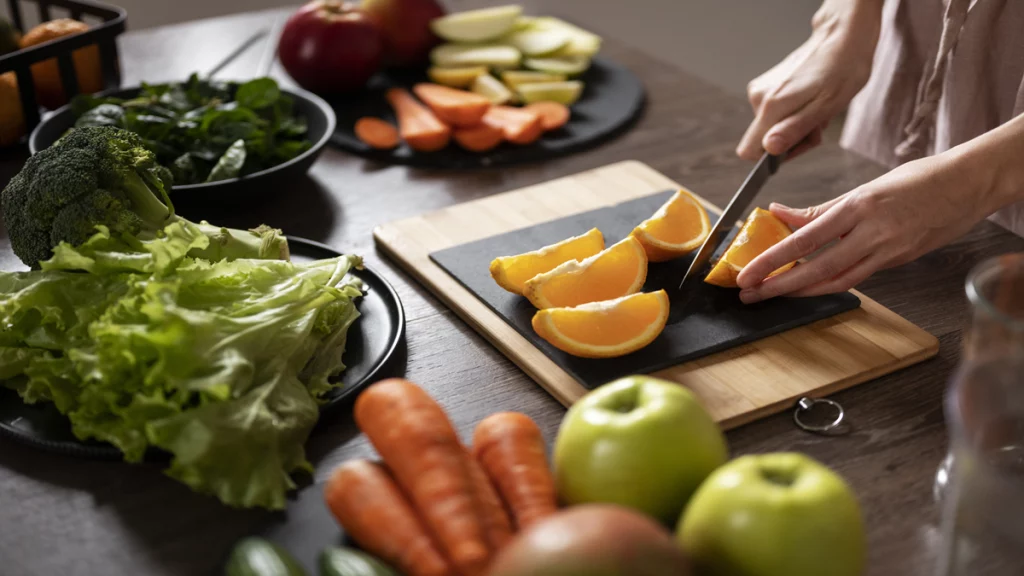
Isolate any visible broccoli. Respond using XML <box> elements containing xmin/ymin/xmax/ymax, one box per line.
<box><xmin>1</xmin><ymin>126</ymin><xmax>289</xmax><ymax>268</ymax></box>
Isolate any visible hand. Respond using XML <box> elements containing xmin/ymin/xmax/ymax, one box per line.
<box><xmin>735</xmin><ymin>154</ymin><xmax>989</xmax><ymax>302</ymax></box>
<box><xmin>736</xmin><ymin>0</ymin><xmax>882</xmax><ymax>161</ymax></box>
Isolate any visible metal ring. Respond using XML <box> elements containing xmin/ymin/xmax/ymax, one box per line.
<box><xmin>793</xmin><ymin>396</ymin><xmax>845</xmax><ymax>433</ymax></box>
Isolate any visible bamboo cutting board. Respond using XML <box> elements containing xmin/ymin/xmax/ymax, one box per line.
<box><xmin>373</xmin><ymin>161</ymin><xmax>940</xmax><ymax>429</ymax></box>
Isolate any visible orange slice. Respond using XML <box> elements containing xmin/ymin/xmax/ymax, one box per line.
<box><xmin>705</xmin><ymin>207</ymin><xmax>795</xmax><ymax>287</ymax></box>
<box><xmin>524</xmin><ymin>236</ymin><xmax>648</xmax><ymax>309</ymax></box>
<box><xmin>630</xmin><ymin>188</ymin><xmax>712</xmax><ymax>262</ymax></box>
<box><xmin>532</xmin><ymin>290</ymin><xmax>670</xmax><ymax>358</ymax></box>
<box><xmin>490</xmin><ymin>228</ymin><xmax>605</xmax><ymax>295</ymax></box>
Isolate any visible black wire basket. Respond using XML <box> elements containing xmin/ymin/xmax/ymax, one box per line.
<box><xmin>0</xmin><ymin>0</ymin><xmax>125</xmax><ymax>134</ymax></box>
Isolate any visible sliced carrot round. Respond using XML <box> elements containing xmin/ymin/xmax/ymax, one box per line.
<box><xmin>524</xmin><ymin>101</ymin><xmax>570</xmax><ymax>132</ymax></box>
<box><xmin>354</xmin><ymin>117</ymin><xmax>400</xmax><ymax>150</ymax></box>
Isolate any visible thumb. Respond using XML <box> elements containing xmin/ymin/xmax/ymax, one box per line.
<box><xmin>769</xmin><ymin>197</ymin><xmax>840</xmax><ymax>229</ymax></box>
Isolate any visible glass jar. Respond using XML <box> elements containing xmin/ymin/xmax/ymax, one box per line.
<box><xmin>934</xmin><ymin>253</ymin><xmax>1024</xmax><ymax>576</ymax></box>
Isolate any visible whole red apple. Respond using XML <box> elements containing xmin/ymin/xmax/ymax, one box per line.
<box><xmin>278</xmin><ymin>0</ymin><xmax>383</xmax><ymax>94</ymax></box>
<box><xmin>361</xmin><ymin>0</ymin><xmax>446</xmax><ymax>68</ymax></box>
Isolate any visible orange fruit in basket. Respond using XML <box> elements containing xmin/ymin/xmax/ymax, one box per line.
<box><xmin>0</xmin><ymin>73</ymin><xmax>25</xmax><ymax>147</ymax></box>
<box><xmin>490</xmin><ymin>228</ymin><xmax>605</xmax><ymax>295</ymax></box>
<box><xmin>524</xmin><ymin>236</ymin><xmax>648</xmax><ymax>309</ymax></box>
<box><xmin>20</xmin><ymin>19</ymin><xmax>104</xmax><ymax>110</ymax></box>
<box><xmin>532</xmin><ymin>290</ymin><xmax>670</xmax><ymax>358</ymax></box>
<box><xmin>704</xmin><ymin>207</ymin><xmax>795</xmax><ymax>288</ymax></box>
<box><xmin>630</xmin><ymin>188</ymin><xmax>711</xmax><ymax>262</ymax></box>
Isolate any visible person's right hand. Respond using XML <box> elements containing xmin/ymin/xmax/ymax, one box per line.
<box><xmin>736</xmin><ymin>0</ymin><xmax>884</xmax><ymax>161</ymax></box>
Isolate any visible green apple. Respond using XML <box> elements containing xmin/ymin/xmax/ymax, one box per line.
<box><xmin>677</xmin><ymin>452</ymin><xmax>866</xmax><ymax>576</ymax></box>
<box><xmin>553</xmin><ymin>376</ymin><xmax>728</xmax><ymax>524</ymax></box>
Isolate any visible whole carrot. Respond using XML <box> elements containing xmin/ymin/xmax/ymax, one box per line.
<box><xmin>472</xmin><ymin>412</ymin><xmax>558</xmax><ymax>530</ymax></box>
<box><xmin>355</xmin><ymin>379</ymin><xmax>490</xmax><ymax>576</ymax></box>
<box><xmin>324</xmin><ymin>459</ymin><xmax>453</xmax><ymax>576</ymax></box>
<box><xmin>465</xmin><ymin>447</ymin><xmax>514</xmax><ymax>551</ymax></box>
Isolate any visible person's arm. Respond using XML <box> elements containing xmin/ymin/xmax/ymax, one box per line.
<box><xmin>735</xmin><ymin>113</ymin><xmax>1024</xmax><ymax>302</ymax></box>
<box><xmin>737</xmin><ymin>0</ymin><xmax>884</xmax><ymax>161</ymax></box>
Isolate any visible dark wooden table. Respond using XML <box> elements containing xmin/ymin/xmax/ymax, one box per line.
<box><xmin>2</xmin><ymin>6</ymin><xmax>1023</xmax><ymax>576</ymax></box>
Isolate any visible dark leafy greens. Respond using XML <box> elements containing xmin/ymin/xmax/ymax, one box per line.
<box><xmin>70</xmin><ymin>74</ymin><xmax>312</xmax><ymax>185</ymax></box>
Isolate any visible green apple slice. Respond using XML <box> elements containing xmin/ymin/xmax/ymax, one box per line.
<box><xmin>504</xmin><ymin>27</ymin><xmax>570</xmax><ymax>56</ymax></box>
<box><xmin>430</xmin><ymin>5</ymin><xmax>523</xmax><ymax>43</ymax></box>
<box><xmin>532</xmin><ymin>17</ymin><xmax>602</xmax><ymax>57</ymax></box>
<box><xmin>516</xmin><ymin>80</ymin><xmax>584</xmax><ymax>105</ymax></box>
<box><xmin>471</xmin><ymin>73</ymin><xmax>515</xmax><ymax>105</ymax></box>
<box><xmin>513</xmin><ymin>15</ymin><xmax>538</xmax><ymax>30</ymax></box>
<box><xmin>431</xmin><ymin>43</ymin><xmax>522</xmax><ymax>69</ymax></box>
<box><xmin>427</xmin><ymin>66</ymin><xmax>489</xmax><ymax>88</ymax></box>
<box><xmin>523</xmin><ymin>55</ymin><xmax>591</xmax><ymax>76</ymax></box>
<box><xmin>501</xmin><ymin>70</ymin><xmax>568</xmax><ymax>89</ymax></box>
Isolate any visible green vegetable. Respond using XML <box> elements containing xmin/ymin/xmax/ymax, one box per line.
<box><xmin>68</xmin><ymin>74</ymin><xmax>312</xmax><ymax>185</ymax></box>
<box><xmin>226</xmin><ymin>538</ymin><xmax>307</xmax><ymax>576</ymax></box>
<box><xmin>0</xmin><ymin>126</ymin><xmax>288</xmax><ymax>269</ymax></box>
<box><xmin>320</xmin><ymin>548</ymin><xmax>399</xmax><ymax>576</ymax></box>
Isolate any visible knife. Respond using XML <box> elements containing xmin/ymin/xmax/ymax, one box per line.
<box><xmin>677</xmin><ymin>151</ymin><xmax>783</xmax><ymax>293</ymax></box>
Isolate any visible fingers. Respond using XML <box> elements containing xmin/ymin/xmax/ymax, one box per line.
<box><xmin>737</xmin><ymin>225</ymin><xmax>874</xmax><ymax>303</ymax></box>
<box><xmin>780</xmin><ymin>127</ymin><xmax>823</xmax><ymax>161</ymax></box>
<box><xmin>735</xmin><ymin>197</ymin><xmax>858</xmax><ymax>289</ymax></box>
<box><xmin>788</xmin><ymin>254</ymin><xmax>884</xmax><ymax>297</ymax></box>
<box><xmin>736</xmin><ymin>88</ymin><xmax>811</xmax><ymax>161</ymax></box>
<box><xmin>762</xmin><ymin>99</ymin><xmax>828</xmax><ymax>156</ymax></box>
<box><xmin>768</xmin><ymin>195</ymin><xmax>845</xmax><ymax>229</ymax></box>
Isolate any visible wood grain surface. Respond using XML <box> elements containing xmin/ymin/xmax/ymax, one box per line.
<box><xmin>0</xmin><ymin>4</ymin><xmax>1023</xmax><ymax>576</ymax></box>
<box><xmin>374</xmin><ymin>160</ymin><xmax>939</xmax><ymax>426</ymax></box>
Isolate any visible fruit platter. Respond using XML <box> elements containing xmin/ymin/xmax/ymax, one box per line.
<box><xmin>274</xmin><ymin>2</ymin><xmax>646</xmax><ymax>168</ymax></box>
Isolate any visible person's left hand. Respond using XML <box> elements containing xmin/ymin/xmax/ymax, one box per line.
<box><xmin>735</xmin><ymin>153</ymin><xmax>988</xmax><ymax>303</ymax></box>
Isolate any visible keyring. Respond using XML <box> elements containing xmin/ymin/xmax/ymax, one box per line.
<box><xmin>793</xmin><ymin>396</ymin><xmax>845</xmax><ymax>434</ymax></box>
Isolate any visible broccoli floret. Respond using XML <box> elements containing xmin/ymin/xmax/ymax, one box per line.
<box><xmin>1</xmin><ymin>126</ymin><xmax>289</xmax><ymax>268</ymax></box>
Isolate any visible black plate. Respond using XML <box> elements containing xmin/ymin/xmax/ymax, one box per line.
<box><xmin>0</xmin><ymin>237</ymin><xmax>405</xmax><ymax>460</ymax></box>
<box><xmin>27</xmin><ymin>84</ymin><xmax>337</xmax><ymax>221</ymax></box>
<box><xmin>325</xmin><ymin>56</ymin><xmax>646</xmax><ymax>169</ymax></box>
<box><xmin>429</xmin><ymin>190</ymin><xmax>861</xmax><ymax>388</ymax></box>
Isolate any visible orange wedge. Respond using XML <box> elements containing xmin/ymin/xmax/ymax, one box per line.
<box><xmin>524</xmin><ymin>236</ymin><xmax>648</xmax><ymax>309</ymax></box>
<box><xmin>490</xmin><ymin>228</ymin><xmax>605</xmax><ymax>295</ymax></box>
<box><xmin>631</xmin><ymin>188</ymin><xmax>712</xmax><ymax>262</ymax></box>
<box><xmin>532</xmin><ymin>290</ymin><xmax>670</xmax><ymax>358</ymax></box>
<box><xmin>705</xmin><ymin>207</ymin><xmax>795</xmax><ymax>287</ymax></box>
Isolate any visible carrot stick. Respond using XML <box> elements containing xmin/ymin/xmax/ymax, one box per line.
<box><xmin>355</xmin><ymin>117</ymin><xmax>400</xmax><ymax>150</ymax></box>
<box><xmin>464</xmin><ymin>447</ymin><xmax>514</xmax><ymax>551</ymax></box>
<box><xmin>453</xmin><ymin>122</ymin><xmax>504</xmax><ymax>153</ymax></box>
<box><xmin>385</xmin><ymin>88</ymin><xmax>452</xmax><ymax>152</ymax></box>
<box><xmin>325</xmin><ymin>460</ymin><xmax>454</xmax><ymax>576</ymax></box>
<box><xmin>472</xmin><ymin>412</ymin><xmax>558</xmax><ymax>530</ymax></box>
<box><xmin>481</xmin><ymin>106</ymin><xmax>544</xmax><ymax>145</ymax></box>
<box><xmin>412</xmin><ymin>83</ymin><xmax>492</xmax><ymax>127</ymax></box>
<box><xmin>524</xmin><ymin>102</ymin><xmax>571</xmax><ymax>132</ymax></box>
<box><xmin>355</xmin><ymin>379</ymin><xmax>491</xmax><ymax>576</ymax></box>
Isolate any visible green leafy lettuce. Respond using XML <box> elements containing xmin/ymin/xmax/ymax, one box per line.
<box><xmin>0</xmin><ymin>224</ymin><xmax>363</xmax><ymax>510</ymax></box>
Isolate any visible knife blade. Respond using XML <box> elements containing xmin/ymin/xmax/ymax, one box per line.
<box><xmin>677</xmin><ymin>151</ymin><xmax>782</xmax><ymax>293</ymax></box>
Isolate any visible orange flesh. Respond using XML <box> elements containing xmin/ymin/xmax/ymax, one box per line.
<box><xmin>525</xmin><ymin>236</ymin><xmax>647</xmax><ymax>309</ymax></box>
<box><xmin>490</xmin><ymin>228</ymin><xmax>604</xmax><ymax>294</ymax></box>
<box><xmin>636</xmin><ymin>192</ymin><xmax>708</xmax><ymax>244</ymax></box>
<box><xmin>547</xmin><ymin>292</ymin><xmax>666</xmax><ymax>345</ymax></box>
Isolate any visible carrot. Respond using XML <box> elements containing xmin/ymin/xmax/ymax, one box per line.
<box><xmin>355</xmin><ymin>117</ymin><xmax>400</xmax><ymax>150</ymax></box>
<box><xmin>472</xmin><ymin>412</ymin><xmax>558</xmax><ymax>530</ymax></box>
<box><xmin>481</xmin><ymin>106</ymin><xmax>544</xmax><ymax>145</ymax></box>
<box><xmin>385</xmin><ymin>88</ymin><xmax>451</xmax><ymax>152</ymax></box>
<box><xmin>412</xmin><ymin>83</ymin><xmax>492</xmax><ymax>127</ymax></box>
<box><xmin>324</xmin><ymin>459</ymin><xmax>454</xmax><ymax>576</ymax></box>
<box><xmin>453</xmin><ymin>122</ymin><xmax>504</xmax><ymax>153</ymax></box>
<box><xmin>355</xmin><ymin>379</ymin><xmax>490</xmax><ymax>576</ymax></box>
<box><xmin>464</xmin><ymin>447</ymin><xmax>514</xmax><ymax>551</ymax></box>
<box><xmin>524</xmin><ymin>102</ymin><xmax>571</xmax><ymax>132</ymax></box>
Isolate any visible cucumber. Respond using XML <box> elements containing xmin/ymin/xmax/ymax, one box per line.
<box><xmin>319</xmin><ymin>547</ymin><xmax>399</xmax><ymax>576</ymax></box>
<box><xmin>225</xmin><ymin>538</ymin><xmax>307</xmax><ymax>576</ymax></box>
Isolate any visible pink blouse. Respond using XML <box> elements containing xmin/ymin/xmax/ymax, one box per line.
<box><xmin>840</xmin><ymin>0</ymin><xmax>1024</xmax><ymax>236</ymax></box>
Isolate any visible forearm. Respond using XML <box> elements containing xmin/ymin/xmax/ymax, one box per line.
<box><xmin>946</xmin><ymin>112</ymin><xmax>1024</xmax><ymax>219</ymax></box>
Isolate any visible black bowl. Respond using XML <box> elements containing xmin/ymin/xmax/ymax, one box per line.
<box><xmin>28</xmin><ymin>83</ymin><xmax>336</xmax><ymax>220</ymax></box>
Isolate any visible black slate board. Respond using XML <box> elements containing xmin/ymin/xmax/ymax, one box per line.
<box><xmin>429</xmin><ymin>191</ymin><xmax>861</xmax><ymax>388</ymax></box>
<box><xmin>324</xmin><ymin>56</ymin><xmax>645</xmax><ymax>169</ymax></box>
<box><xmin>0</xmin><ymin>238</ymin><xmax>406</xmax><ymax>460</ymax></box>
